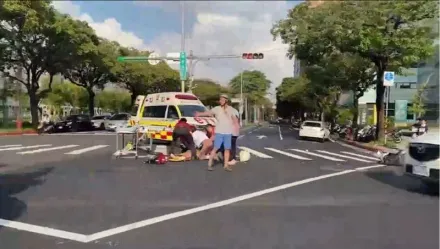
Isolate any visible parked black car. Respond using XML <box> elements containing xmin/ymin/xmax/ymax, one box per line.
<box><xmin>54</xmin><ymin>114</ymin><xmax>94</xmax><ymax>132</ymax></box>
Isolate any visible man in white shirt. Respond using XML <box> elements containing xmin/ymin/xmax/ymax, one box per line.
<box><xmin>192</xmin><ymin>129</ymin><xmax>212</xmax><ymax>159</ymax></box>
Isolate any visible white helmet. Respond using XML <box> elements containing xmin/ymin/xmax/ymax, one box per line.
<box><xmin>239</xmin><ymin>150</ymin><xmax>251</xmax><ymax>162</ymax></box>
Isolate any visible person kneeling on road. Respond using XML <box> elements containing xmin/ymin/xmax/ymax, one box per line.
<box><xmin>192</xmin><ymin>128</ymin><xmax>213</xmax><ymax>160</ymax></box>
<box><xmin>170</xmin><ymin>118</ymin><xmax>197</xmax><ymax>160</ymax></box>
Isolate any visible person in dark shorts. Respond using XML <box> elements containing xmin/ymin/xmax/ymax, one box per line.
<box><xmin>170</xmin><ymin>118</ymin><xmax>197</xmax><ymax>160</ymax></box>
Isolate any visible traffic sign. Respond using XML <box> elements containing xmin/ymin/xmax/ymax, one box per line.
<box><xmin>180</xmin><ymin>52</ymin><xmax>187</xmax><ymax>81</ymax></box>
<box><xmin>117</xmin><ymin>56</ymin><xmax>149</xmax><ymax>62</ymax></box>
<box><xmin>383</xmin><ymin>71</ymin><xmax>395</xmax><ymax>86</ymax></box>
<box><xmin>148</xmin><ymin>52</ymin><xmax>160</xmax><ymax>65</ymax></box>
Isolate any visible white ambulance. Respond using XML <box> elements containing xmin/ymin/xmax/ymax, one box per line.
<box><xmin>130</xmin><ymin>92</ymin><xmax>216</xmax><ymax>141</ymax></box>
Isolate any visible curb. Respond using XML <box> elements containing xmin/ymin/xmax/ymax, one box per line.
<box><xmin>0</xmin><ymin>130</ymin><xmax>37</xmax><ymax>136</ymax></box>
<box><xmin>338</xmin><ymin>138</ymin><xmax>389</xmax><ymax>153</ymax></box>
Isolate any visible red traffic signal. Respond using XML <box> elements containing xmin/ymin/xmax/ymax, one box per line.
<box><xmin>242</xmin><ymin>53</ymin><xmax>264</xmax><ymax>59</ymax></box>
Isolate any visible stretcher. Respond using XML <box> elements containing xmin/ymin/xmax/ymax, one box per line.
<box><xmin>113</xmin><ymin>125</ymin><xmax>153</xmax><ymax>159</ymax></box>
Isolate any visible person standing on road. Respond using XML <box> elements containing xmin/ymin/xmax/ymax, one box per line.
<box><xmin>195</xmin><ymin>94</ymin><xmax>239</xmax><ymax>172</ymax></box>
<box><xmin>218</xmin><ymin>108</ymin><xmax>240</xmax><ymax>165</ymax></box>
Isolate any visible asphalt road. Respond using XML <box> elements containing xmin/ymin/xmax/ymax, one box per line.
<box><xmin>0</xmin><ymin>125</ymin><xmax>438</xmax><ymax>249</ymax></box>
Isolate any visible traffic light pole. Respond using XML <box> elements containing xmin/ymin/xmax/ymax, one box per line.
<box><xmin>180</xmin><ymin>1</ymin><xmax>186</xmax><ymax>93</ymax></box>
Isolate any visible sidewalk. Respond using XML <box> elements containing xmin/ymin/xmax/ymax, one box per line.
<box><xmin>0</xmin><ymin>128</ymin><xmax>37</xmax><ymax>136</ymax></box>
<box><xmin>337</xmin><ymin>136</ymin><xmax>409</xmax><ymax>153</ymax></box>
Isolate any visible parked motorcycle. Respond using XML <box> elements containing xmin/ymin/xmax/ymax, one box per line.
<box><xmin>37</xmin><ymin>121</ymin><xmax>54</xmax><ymax>134</ymax></box>
<box><xmin>388</xmin><ymin>130</ymin><xmax>402</xmax><ymax>143</ymax></box>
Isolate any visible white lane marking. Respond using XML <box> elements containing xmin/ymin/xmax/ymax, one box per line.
<box><xmin>0</xmin><ymin>163</ymin><xmax>385</xmax><ymax>242</ymax></box>
<box><xmin>85</xmin><ymin>164</ymin><xmax>386</xmax><ymax>242</ymax></box>
<box><xmin>341</xmin><ymin>151</ymin><xmax>379</xmax><ymax>161</ymax></box>
<box><xmin>290</xmin><ymin>149</ymin><xmax>345</xmax><ymax>162</ymax></box>
<box><xmin>0</xmin><ymin>144</ymin><xmax>22</xmax><ymax>148</ymax></box>
<box><xmin>239</xmin><ymin>146</ymin><xmax>273</xmax><ymax>158</ymax></box>
<box><xmin>0</xmin><ymin>219</ymin><xmax>88</xmax><ymax>242</ymax></box>
<box><xmin>316</xmin><ymin>150</ymin><xmax>375</xmax><ymax>163</ymax></box>
<box><xmin>238</xmin><ymin>135</ymin><xmax>245</xmax><ymax>139</ymax></box>
<box><xmin>17</xmin><ymin>145</ymin><xmax>79</xmax><ymax>155</ymax></box>
<box><xmin>278</xmin><ymin>125</ymin><xmax>283</xmax><ymax>140</ymax></box>
<box><xmin>265</xmin><ymin>148</ymin><xmax>312</xmax><ymax>160</ymax></box>
<box><xmin>0</xmin><ymin>144</ymin><xmax>52</xmax><ymax>152</ymax></box>
<box><xmin>65</xmin><ymin>145</ymin><xmax>109</xmax><ymax>155</ymax></box>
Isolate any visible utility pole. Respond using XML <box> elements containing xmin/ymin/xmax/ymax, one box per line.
<box><xmin>188</xmin><ymin>50</ymin><xmax>194</xmax><ymax>93</ymax></box>
<box><xmin>180</xmin><ymin>1</ymin><xmax>185</xmax><ymax>93</ymax></box>
<box><xmin>240</xmin><ymin>72</ymin><xmax>243</xmax><ymax>127</ymax></box>
<box><xmin>16</xmin><ymin>67</ymin><xmax>23</xmax><ymax>130</ymax></box>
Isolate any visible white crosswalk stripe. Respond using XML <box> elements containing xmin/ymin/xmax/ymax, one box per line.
<box><xmin>0</xmin><ymin>144</ymin><xmax>22</xmax><ymax>149</ymax></box>
<box><xmin>239</xmin><ymin>146</ymin><xmax>273</xmax><ymax>158</ymax></box>
<box><xmin>340</xmin><ymin>151</ymin><xmax>379</xmax><ymax>161</ymax></box>
<box><xmin>265</xmin><ymin>148</ymin><xmax>312</xmax><ymax>160</ymax></box>
<box><xmin>65</xmin><ymin>145</ymin><xmax>109</xmax><ymax>155</ymax></box>
<box><xmin>290</xmin><ymin>149</ymin><xmax>345</xmax><ymax>162</ymax></box>
<box><xmin>315</xmin><ymin>150</ymin><xmax>375</xmax><ymax>163</ymax></box>
<box><xmin>17</xmin><ymin>145</ymin><xmax>79</xmax><ymax>155</ymax></box>
<box><xmin>0</xmin><ymin>144</ymin><xmax>52</xmax><ymax>152</ymax></box>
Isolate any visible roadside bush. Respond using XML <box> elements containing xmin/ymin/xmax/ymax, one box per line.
<box><xmin>337</xmin><ymin>108</ymin><xmax>353</xmax><ymax>124</ymax></box>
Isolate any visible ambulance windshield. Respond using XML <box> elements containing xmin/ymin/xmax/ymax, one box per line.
<box><xmin>178</xmin><ymin>105</ymin><xmax>207</xmax><ymax>117</ymax></box>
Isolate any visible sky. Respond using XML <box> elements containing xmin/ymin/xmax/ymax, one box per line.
<box><xmin>52</xmin><ymin>1</ymin><xmax>301</xmax><ymax>101</ymax></box>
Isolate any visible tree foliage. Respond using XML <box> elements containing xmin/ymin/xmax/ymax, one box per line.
<box><xmin>0</xmin><ymin>0</ymin><xmax>98</xmax><ymax>126</ymax></box>
<box><xmin>63</xmin><ymin>37</ymin><xmax>118</xmax><ymax>117</ymax></box>
<box><xmin>272</xmin><ymin>1</ymin><xmax>438</xmax><ymax>138</ymax></box>
<box><xmin>229</xmin><ymin>70</ymin><xmax>271</xmax><ymax>104</ymax></box>
<box><xmin>192</xmin><ymin>78</ymin><xmax>228</xmax><ymax>107</ymax></box>
<box><xmin>96</xmin><ymin>89</ymin><xmax>131</xmax><ymax>113</ymax></box>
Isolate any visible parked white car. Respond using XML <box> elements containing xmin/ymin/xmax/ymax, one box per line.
<box><xmin>91</xmin><ymin>115</ymin><xmax>111</xmax><ymax>130</ymax></box>
<box><xmin>299</xmin><ymin>121</ymin><xmax>330</xmax><ymax>142</ymax></box>
<box><xmin>404</xmin><ymin>132</ymin><xmax>439</xmax><ymax>190</ymax></box>
<box><xmin>105</xmin><ymin>113</ymin><xmax>131</xmax><ymax>131</ymax></box>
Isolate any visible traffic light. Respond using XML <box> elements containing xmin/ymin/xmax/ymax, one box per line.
<box><xmin>242</xmin><ymin>53</ymin><xmax>264</xmax><ymax>59</ymax></box>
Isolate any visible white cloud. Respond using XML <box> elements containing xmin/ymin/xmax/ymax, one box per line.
<box><xmin>52</xmin><ymin>1</ymin><xmax>146</xmax><ymax>50</ymax></box>
<box><xmin>54</xmin><ymin>1</ymin><xmax>298</xmax><ymax>101</ymax></box>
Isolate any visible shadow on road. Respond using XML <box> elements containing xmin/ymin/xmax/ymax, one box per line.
<box><xmin>0</xmin><ymin>167</ymin><xmax>53</xmax><ymax>227</ymax></box>
<box><xmin>365</xmin><ymin>168</ymin><xmax>439</xmax><ymax>197</ymax></box>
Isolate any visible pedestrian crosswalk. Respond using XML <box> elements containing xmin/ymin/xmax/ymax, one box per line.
<box><xmin>239</xmin><ymin>146</ymin><xmax>379</xmax><ymax>164</ymax></box>
<box><xmin>0</xmin><ymin>142</ymin><xmax>379</xmax><ymax>164</ymax></box>
<box><xmin>0</xmin><ymin>144</ymin><xmax>110</xmax><ymax>156</ymax></box>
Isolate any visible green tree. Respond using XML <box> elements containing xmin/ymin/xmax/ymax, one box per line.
<box><xmin>192</xmin><ymin>78</ymin><xmax>228</xmax><ymax>107</ymax></box>
<box><xmin>41</xmin><ymin>76</ymin><xmax>88</xmax><ymax>112</ymax></box>
<box><xmin>114</xmin><ymin>47</ymin><xmax>180</xmax><ymax>106</ymax></box>
<box><xmin>229</xmin><ymin>70</ymin><xmax>271</xmax><ymax>105</ymax></box>
<box><xmin>96</xmin><ymin>89</ymin><xmax>131</xmax><ymax>113</ymax></box>
<box><xmin>112</xmin><ymin>46</ymin><xmax>151</xmax><ymax>106</ymax></box>
<box><xmin>0</xmin><ymin>0</ymin><xmax>97</xmax><ymax>127</ymax></box>
<box><xmin>63</xmin><ymin>37</ymin><xmax>117</xmax><ymax>117</ymax></box>
<box><xmin>408</xmin><ymin>81</ymin><xmax>430</xmax><ymax>119</ymax></box>
<box><xmin>272</xmin><ymin>1</ymin><xmax>438</xmax><ymax>139</ymax></box>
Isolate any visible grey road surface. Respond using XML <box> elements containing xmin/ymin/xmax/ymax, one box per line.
<box><xmin>0</xmin><ymin>126</ymin><xmax>438</xmax><ymax>249</ymax></box>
